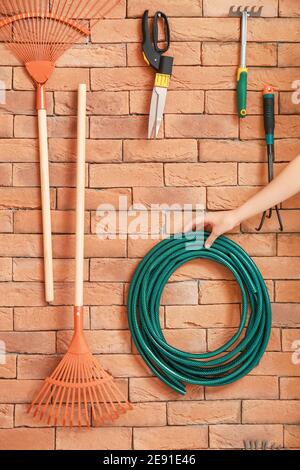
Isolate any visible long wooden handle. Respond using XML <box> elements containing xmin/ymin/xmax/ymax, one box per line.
<box><xmin>38</xmin><ymin>109</ymin><xmax>54</xmax><ymax>303</ymax></box>
<box><xmin>75</xmin><ymin>84</ymin><xmax>87</xmax><ymax>307</ymax></box>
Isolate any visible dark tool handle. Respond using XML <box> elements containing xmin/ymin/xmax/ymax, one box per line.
<box><xmin>263</xmin><ymin>85</ymin><xmax>275</xmax><ymax>145</ymax></box>
<box><xmin>153</xmin><ymin>11</ymin><xmax>170</xmax><ymax>54</ymax></box>
<box><xmin>142</xmin><ymin>10</ymin><xmax>173</xmax><ymax>75</ymax></box>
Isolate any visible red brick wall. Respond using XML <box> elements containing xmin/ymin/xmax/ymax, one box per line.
<box><xmin>0</xmin><ymin>0</ymin><xmax>300</xmax><ymax>450</ymax></box>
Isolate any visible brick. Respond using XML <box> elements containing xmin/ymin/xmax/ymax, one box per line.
<box><xmin>57</xmin><ymin>330</ymin><xmax>131</xmax><ymax>354</ymax></box>
<box><xmin>282</xmin><ymin>329</ymin><xmax>300</xmax><ymax>351</ymax></box>
<box><xmin>0</xmin><ymin>308</ymin><xmax>13</xmax><ymax>330</ymax></box>
<box><xmin>13</xmin><ymin>258</ymin><xmax>89</xmax><ymax>283</ymax></box>
<box><xmin>0</xmin><ymin>283</ymin><xmax>44</xmax><ymax>307</ymax></box>
<box><xmin>133</xmin><ymin>187</ymin><xmax>205</xmax><ymax>208</ymax></box>
<box><xmin>239</xmin><ymin>163</ymin><xmax>285</xmax><ymax>185</ymax></box>
<box><xmin>278</xmin><ymin>44</ymin><xmax>300</xmax><ymax>66</ymax></box>
<box><xmin>280</xmin><ymin>92</ymin><xmax>300</xmax><ymax>114</ymax></box>
<box><xmin>124</xmin><ymin>139</ymin><xmax>198</xmax><ymax>163</ymax></box>
<box><xmin>250</xmin><ymin>352</ymin><xmax>300</xmax><ymax>376</ymax></box>
<box><xmin>243</xmin><ymin>400</ymin><xmax>300</xmax><ymax>424</ymax></box>
<box><xmin>228</xmin><ymin>234</ymin><xmax>276</xmax><ymax>256</ymax></box>
<box><xmin>128</xmin><ymin>0</ymin><xmax>202</xmax><ymax>17</ymax></box>
<box><xmin>172</xmin><ymin>66</ymin><xmax>236</xmax><ymax>90</ymax></box>
<box><xmin>52</xmin><ymin>236</ymin><xmax>126</xmax><ymax>259</ymax></box>
<box><xmin>14</xmin><ymin>115</ymin><xmax>79</xmax><ymax>138</ymax></box>
<box><xmin>92</xmin><ymin>19</ymin><xmax>139</xmax><ymax>43</ymax></box>
<box><xmin>130</xmin><ymin>89</ymin><xmax>204</xmax><ymax>115</ymax></box>
<box><xmin>134</xmin><ymin>426</ymin><xmax>208</xmax><ymax>450</ymax></box>
<box><xmin>17</xmin><ymin>356</ymin><xmax>61</xmax><ymax>380</ymax></box>
<box><xmin>0</xmin><ymin>428</ymin><xmax>54</xmax><ymax>450</ymax></box>
<box><xmin>168</xmin><ymin>400</ymin><xmax>240</xmax><ymax>425</ymax></box>
<box><xmin>0</xmin><ymin>115</ymin><xmax>13</xmax><ymax>137</ymax></box>
<box><xmin>280</xmin><ymin>378</ymin><xmax>300</xmax><ymax>399</ymax></box>
<box><xmin>0</xmin><ymin>188</ymin><xmax>55</xmax><ymax>209</ymax></box>
<box><xmin>0</xmin><ymin>379</ymin><xmax>43</xmax><ymax>402</ymax></box>
<box><xmin>249</xmin><ymin>67</ymin><xmax>299</xmax><ymax>92</ymax></box>
<box><xmin>253</xmin><ymin>257</ymin><xmax>300</xmax><ymax>279</ymax></box>
<box><xmin>0</xmin><ymin>258</ymin><xmax>12</xmax><ymax>281</ymax></box>
<box><xmin>164</xmin><ymin>329</ymin><xmax>206</xmax><ymax>353</ymax></box>
<box><xmin>283</xmin><ymin>192</ymin><xmax>300</xmax><ymax>209</ymax></box>
<box><xmin>0</xmin><ymin>163</ymin><xmax>12</xmax><ymax>186</ymax></box>
<box><xmin>248</xmin><ymin>18</ymin><xmax>300</xmax><ymax>42</ymax></box>
<box><xmin>0</xmin><ymin>210</ymin><xmax>13</xmax><ymax>232</ymax></box>
<box><xmin>165</xmin><ymin>163</ymin><xmax>237</xmax><ymax>186</ymax></box>
<box><xmin>90</xmin><ymin>258</ymin><xmax>138</xmax><ymax>282</ymax></box>
<box><xmin>13</xmin><ymin>162</ymin><xmax>87</xmax><ymax>187</ymax></box>
<box><xmin>0</xmin><ymin>332</ymin><xmax>55</xmax><ymax>354</ymax></box>
<box><xmin>51</xmin><ymin>282</ymin><xmax>123</xmax><ymax>306</ymax></box>
<box><xmin>0</xmin><ymin>45</ymin><xmax>21</xmax><ymax>66</ymax></box>
<box><xmin>205</xmin><ymin>91</ymin><xmax>269</xmax><ymax>116</ymax></box>
<box><xmin>199</xmin><ymin>280</ymin><xmax>241</xmax><ymax>304</ymax></box>
<box><xmin>91</xmin><ymin>115</ymin><xmax>158</xmax><ymax>139</ymax></box>
<box><xmin>128</xmin><ymin>42</ymin><xmax>201</xmax><ymax>67</ymax></box>
<box><xmin>276</xmin><ymin>281</ymin><xmax>300</xmax><ymax>302</ymax></box>
<box><xmin>130</xmin><ymin>378</ymin><xmax>204</xmax><ymax>403</ymax></box>
<box><xmin>242</xmin><ymin>211</ymin><xmax>300</xmax><ymax>233</ymax></box>
<box><xmin>14</xmin><ymin>306</ymin><xmax>89</xmax><ymax>331</ymax></box>
<box><xmin>99</xmin><ymin>354</ymin><xmax>152</xmax><ymax>378</ymax></box>
<box><xmin>284</xmin><ymin>426</ymin><xmax>300</xmax><ymax>449</ymax></box>
<box><xmin>14</xmin><ymin>67</ymin><xmax>89</xmax><ymax>91</ymax></box>
<box><xmin>91</xmin><ymin>306</ymin><xmax>128</xmax><ymax>330</ymax></box>
<box><xmin>110</xmin><ymin>402</ymin><xmax>166</xmax><ymax>427</ymax></box>
<box><xmin>0</xmin><ymin>139</ymin><xmax>38</xmax><ymax>163</ymax></box>
<box><xmin>275</xmin><ymin>139</ymin><xmax>300</xmax><ymax>162</ymax></box>
<box><xmin>200</xmin><ymin>139</ymin><xmax>266</xmax><ymax>163</ymax></box>
<box><xmin>1</xmin><ymin>90</ymin><xmax>53</xmax><ymax>115</ymax></box>
<box><xmin>166</xmin><ymin>304</ymin><xmax>241</xmax><ymax>329</ymax></box>
<box><xmin>169</xmin><ymin>259</ymin><xmax>233</xmax><ymax>283</ymax></box>
<box><xmin>0</xmin><ymin>66</ymin><xmax>12</xmax><ymax>88</ymax></box>
<box><xmin>203</xmin><ymin>0</ymin><xmax>278</xmax><ymax>17</ymax></box>
<box><xmin>0</xmin><ymin>404</ymin><xmax>13</xmax><ymax>428</ymax></box>
<box><xmin>279</xmin><ymin>0</ymin><xmax>300</xmax><ymax>16</ymax></box>
<box><xmin>203</xmin><ymin>42</ymin><xmax>277</xmax><ymax>66</ymax></box>
<box><xmin>57</xmin><ymin>428</ymin><xmax>132</xmax><ymax>450</ymax></box>
<box><xmin>55</xmin><ymin>90</ymin><xmax>128</xmax><ymax>116</ymax></box>
<box><xmin>14</xmin><ymin>210</ymin><xmax>90</xmax><ymax>235</ymax></box>
<box><xmin>0</xmin><ymin>234</ymin><xmax>42</xmax><ymax>257</ymax></box>
<box><xmin>91</xmin><ymin>66</ymin><xmax>151</xmax><ymax>91</ymax></box>
<box><xmin>57</xmin><ymin>44</ymin><xmax>126</xmax><ymax>67</ymax></box>
<box><xmin>272</xmin><ymin>303</ymin><xmax>300</xmax><ymax>327</ymax></box>
<box><xmin>58</xmin><ymin>187</ymin><xmax>131</xmax><ymax>211</ymax></box>
<box><xmin>161</xmin><ymin>281</ymin><xmax>198</xmax><ymax>305</ymax></box>
<box><xmin>206</xmin><ymin>376</ymin><xmax>279</xmax><ymax>400</ymax></box>
<box><xmin>278</xmin><ymin>235</ymin><xmax>300</xmax><ymax>255</ymax></box>
<box><xmin>210</xmin><ymin>424</ymin><xmax>283</xmax><ymax>449</ymax></box>
<box><xmin>207</xmin><ymin>186</ymin><xmax>259</xmax><ymax>210</ymax></box>
<box><xmin>49</xmin><ymin>138</ymin><xmax>122</xmax><ymax>163</ymax></box>
<box><xmin>0</xmin><ymin>355</ymin><xmax>16</xmax><ymax>379</ymax></box>
<box><xmin>165</xmin><ymin>114</ymin><xmax>238</xmax><ymax>139</ymax></box>
<box><xmin>90</xmin><ymin>163</ymin><xmax>163</xmax><ymax>187</ymax></box>
<box><xmin>241</xmin><ymin>115</ymin><xmax>300</xmax><ymax>140</ymax></box>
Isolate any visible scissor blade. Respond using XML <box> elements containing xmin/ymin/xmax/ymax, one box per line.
<box><xmin>148</xmin><ymin>86</ymin><xmax>168</xmax><ymax>139</ymax></box>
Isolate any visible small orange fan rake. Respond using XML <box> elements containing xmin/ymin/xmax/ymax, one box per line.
<box><xmin>28</xmin><ymin>84</ymin><xmax>132</xmax><ymax>427</ymax></box>
<box><xmin>0</xmin><ymin>0</ymin><xmax>121</xmax><ymax>303</ymax></box>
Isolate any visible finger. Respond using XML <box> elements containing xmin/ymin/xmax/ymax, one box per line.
<box><xmin>205</xmin><ymin>231</ymin><xmax>218</xmax><ymax>249</ymax></box>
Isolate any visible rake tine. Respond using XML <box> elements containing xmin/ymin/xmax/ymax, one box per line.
<box><xmin>62</xmin><ymin>356</ymin><xmax>76</xmax><ymax>427</ymax></box>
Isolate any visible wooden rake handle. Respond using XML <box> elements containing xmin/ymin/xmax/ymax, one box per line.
<box><xmin>75</xmin><ymin>84</ymin><xmax>87</xmax><ymax>308</ymax></box>
<box><xmin>38</xmin><ymin>108</ymin><xmax>53</xmax><ymax>303</ymax></box>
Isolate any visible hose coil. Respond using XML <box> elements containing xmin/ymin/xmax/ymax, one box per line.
<box><xmin>127</xmin><ymin>232</ymin><xmax>271</xmax><ymax>394</ymax></box>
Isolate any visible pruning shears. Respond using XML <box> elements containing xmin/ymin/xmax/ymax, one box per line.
<box><xmin>142</xmin><ymin>10</ymin><xmax>174</xmax><ymax>139</ymax></box>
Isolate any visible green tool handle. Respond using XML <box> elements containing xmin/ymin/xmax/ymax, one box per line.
<box><xmin>237</xmin><ymin>67</ymin><xmax>248</xmax><ymax>118</ymax></box>
<box><xmin>127</xmin><ymin>231</ymin><xmax>271</xmax><ymax>394</ymax></box>
<box><xmin>263</xmin><ymin>90</ymin><xmax>275</xmax><ymax>145</ymax></box>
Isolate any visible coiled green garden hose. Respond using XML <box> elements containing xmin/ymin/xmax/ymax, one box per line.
<box><xmin>127</xmin><ymin>232</ymin><xmax>271</xmax><ymax>394</ymax></box>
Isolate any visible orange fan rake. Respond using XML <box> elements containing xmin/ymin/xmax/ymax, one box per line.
<box><xmin>28</xmin><ymin>85</ymin><xmax>132</xmax><ymax>427</ymax></box>
<box><xmin>0</xmin><ymin>0</ymin><xmax>121</xmax><ymax>303</ymax></box>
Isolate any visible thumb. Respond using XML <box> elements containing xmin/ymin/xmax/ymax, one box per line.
<box><xmin>205</xmin><ymin>230</ymin><xmax>218</xmax><ymax>249</ymax></box>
